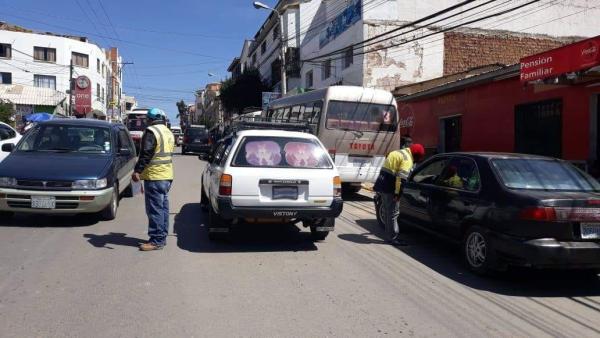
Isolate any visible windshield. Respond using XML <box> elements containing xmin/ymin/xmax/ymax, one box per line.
<box><xmin>326</xmin><ymin>100</ymin><xmax>398</xmax><ymax>132</ymax></box>
<box><xmin>17</xmin><ymin>125</ymin><xmax>112</xmax><ymax>154</ymax></box>
<box><xmin>232</xmin><ymin>136</ymin><xmax>333</xmax><ymax>169</ymax></box>
<box><xmin>491</xmin><ymin>158</ymin><xmax>600</xmax><ymax>191</ymax></box>
<box><xmin>186</xmin><ymin>128</ymin><xmax>207</xmax><ymax>137</ymax></box>
<box><xmin>126</xmin><ymin>115</ymin><xmax>147</xmax><ymax>131</ymax></box>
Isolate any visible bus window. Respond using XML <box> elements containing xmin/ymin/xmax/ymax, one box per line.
<box><xmin>326</xmin><ymin>101</ymin><xmax>397</xmax><ymax>132</ymax></box>
<box><xmin>290</xmin><ymin>105</ymin><xmax>302</xmax><ymax>121</ymax></box>
<box><xmin>311</xmin><ymin>102</ymin><xmax>322</xmax><ymax>124</ymax></box>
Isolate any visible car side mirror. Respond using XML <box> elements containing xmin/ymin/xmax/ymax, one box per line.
<box><xmin>1</xmin><ymin>143</ymin><xmax>15</xmax><ymax>152</ymax></box>
<box><xmin>119</xmin><ymin>148</ymin><xmax>132</xmax><ymax>156</ymax></box>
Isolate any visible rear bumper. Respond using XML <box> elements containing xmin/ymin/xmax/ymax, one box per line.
<box><xmin>183</xmin><ymin>143</ymin><xmax>211</xmax><ymax>153</ymax></box>
<box><xmin>0</xmin><ymin>187</ymin><xmax>114</xmax><ymax>214</ymax></box>
<box><xmin>216</xmin><ymin>197</ymin><xmax>343</xmax><ymax>220</ymax></box>
<box><xmin>490</xmin><ymin>232</ymin><xmax>600</xmax><ymax>269</ymax></box>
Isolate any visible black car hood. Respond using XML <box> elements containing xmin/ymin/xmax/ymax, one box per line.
<box><xmin>0</xmin><ymin>152</ymin><xmax>111</xmax><ymax>181</ymax></box>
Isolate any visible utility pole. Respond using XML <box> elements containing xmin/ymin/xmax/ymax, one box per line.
<box><xmin>68</xmin><ymin>59</ymin><xmax>74</xmax><ymax>116</ymax></box>
<box><xmin>278</xmin><ymin>13</ymin><xmax>287</xmax><ymax>96</ymax></box>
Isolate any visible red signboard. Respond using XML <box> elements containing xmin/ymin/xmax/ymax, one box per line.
<box><xmin>520</xmin><ymin>35</ymin><xmax>600</xmax><ymax>83</ymax></box>
<box><xmin>73</xmin><ymin>75</ymin><xmax>92</xmax><ymax>116</ymax></box>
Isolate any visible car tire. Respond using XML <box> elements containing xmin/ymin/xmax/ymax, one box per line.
<box><xmin>374</xmin><ymin>193</ymin><xmax>385</xmax><ymax>228</ymax></box>
<box><xmin>200</xmin><ymin>186</ymin><xmax>209</xmax><ymax>213</ymax></box>
<box><xmin>208</xmin><ymin>206</ymin><xmax>229</xmax><ymax>241</ymax></box>
<box><xmin>463</xmin><ymin>225</ymin><xmax>497</xmax><ymax>275</ymax></box>
<box><xmin>181</xmin><ymin>147</ymin><xmax>187</xmax><ymax>155</ymax></box>
<box><xmin>122</xmin><ymin>182</ymin><xmax>134</xmax><ymax>198</ymax></box>
<box><xmin>307</xmin><ymin>218</ymin><xmax>334</xmax><ymax>241</ymax></box>
<box><xmin>100</xmin><ymin>185</ymin><xmax>119</xmax><ymax>221</ymax></box>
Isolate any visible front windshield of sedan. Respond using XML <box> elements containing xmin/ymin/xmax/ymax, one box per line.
<box><xmin>491</xmin><ymin>158</ymin><xmax>600</xmax><ymax>191</ymax></box>
<box><xmin>17</xmin><ymin>125</ymin><xmax>112</xmax><ymax>154</ymax></box>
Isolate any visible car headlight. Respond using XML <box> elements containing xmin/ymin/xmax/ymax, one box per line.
<box><xmin>72</xmin><ymin>178</ymin><xmax>108</xmax><ymax>190</ymax></box>
<box><xmin>0</xmin><ymin>177</ymin><xmax>17</xmax><ymax>188</ymax></box>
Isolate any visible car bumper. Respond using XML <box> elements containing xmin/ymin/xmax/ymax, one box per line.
<box><xmin>491</xmin><ymin>232</ymin><xmax>600</xmax><ymax>269</ymax></box>
<box><xmin>183</xmin><ymin>143</ymin><xmax>211</xmax><ymax>153</ymax></box>
<box><xmin>216</xmin><ymin>197</ymin><xmax>344</xmax><ymax>220</ymax></box>
<box><xmin>0</xmin><ymin>187</ymin><xmax>114</xmax><ymax>214</ymax></box>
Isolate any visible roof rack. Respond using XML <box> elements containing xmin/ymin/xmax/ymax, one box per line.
<box><xmin>228</xmin><ymin>119</ymin><xmax>312</xmax><ymax>134</ymax></box>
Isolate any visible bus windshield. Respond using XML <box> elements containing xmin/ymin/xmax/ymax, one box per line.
<box><xmin>326</xmin><ymin>101</ymin><xmax>397</xmax><ymax>132</ymax></box>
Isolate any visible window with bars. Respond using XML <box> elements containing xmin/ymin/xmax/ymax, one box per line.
<box><xmin>72</xmin><ymin>52</ymin><xmax>89</xmax><ymax>68</ymax></box>
<box><xmin>97</xmin><ymin>58</ymin><xmax>100</xmax><ymax>73</ymax></box>
<box><xmin>33</xmin><ymin>47</ymin><xmax>56</xmax><ymax>62</ymax></box>
<box><xmin>261</xmin><ymin>41</ymin><xmax>267</xmax><ymax>55</ymax></box>
<box><xmin>343</xmin><ymin>47</ymin><xmax>353</xmax><ymax>69</ymax></box>
<box><xmin>33</xmin><ymin>75</ymin><xmax>56</xmax><ymax>89</ymax></box>
<box><xmin>97</xmin><ymin>83</ymin><xmax>101</xmax><ymax>99</ymax></box>
<box><xmin>0</xmin><ymin>44</ymin><xmax>11</xmax><ymax>58</ymax></box>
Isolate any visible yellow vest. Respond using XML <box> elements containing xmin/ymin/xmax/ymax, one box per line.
<box><xmin>141</xmin><ymin>124</ymin><xmax>175</xmax><ymax>181</ymax></box>
<box><xmin>380</xmin><ymin>148</ymin><xmax>414</xmax><ymax>194</ymax></box>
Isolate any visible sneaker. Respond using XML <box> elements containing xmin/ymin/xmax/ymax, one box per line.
<box><xmin>139</xmin><ymin>242</ymin><xmax>164</xmax><ymax>251</ymax></box>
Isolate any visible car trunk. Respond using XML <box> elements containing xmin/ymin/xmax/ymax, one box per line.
<box><xmin>230</xmin><ymin>168</ymin><xmax>333</xmax><ymax>207</ymax></box>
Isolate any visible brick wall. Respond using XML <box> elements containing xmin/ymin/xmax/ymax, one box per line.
<box><xmin>443</xmin><ymin>31</ymin><xmax>579</xmax><ymax>76</ymax></box>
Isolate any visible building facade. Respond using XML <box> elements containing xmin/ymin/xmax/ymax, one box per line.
<box><xmin>231</xmin><ymin>0</ymin><xmax>600</xmax><ymax>93</ymax></box>
<box><xmin>106</xmin><ymin>47</ymin><xmax>123</xmax><ymax>121</ymax></box>
<box><xmin>195</xmin><ymin>83</ymin><xmax>223</xmax><ymax>126</ymax></box>
<box><xmin>0</xmin><ymin>22</ymin><xmax>118</xmax><ymax>117</ymax></box>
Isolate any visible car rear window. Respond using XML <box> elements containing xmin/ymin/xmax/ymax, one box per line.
<box><xmin>186</xmin><ymin>128</ymin><xmax>206</xmax><ymax>137</ymax></box>
<box><xmin>231</xmin><ymin>136</ymin><xmax>333</xmax><ymax>169</ymax></box>
<box><xmin>491</xmin><ymin>158</ymin><xmax>600</xmax><ymax>191</ymax></box>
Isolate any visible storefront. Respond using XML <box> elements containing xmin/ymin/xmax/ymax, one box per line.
<box><xmin>396</xmin><ymin>35</ymin><xmax>600</xmax><ymax>172</ymax></box>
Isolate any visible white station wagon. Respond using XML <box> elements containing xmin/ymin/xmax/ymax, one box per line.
<box><xmin>200</xmin><ymin>122</ymin><xmax>343</xmax><ymax>241</ymax></box>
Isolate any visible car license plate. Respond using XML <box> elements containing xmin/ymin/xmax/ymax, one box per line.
<box><xmin>272</xmin><ymin>186</ymin><xmax>298</xmax><ymax>200</ymax></box>
<box><xmin>581</xmin><ymin>223</ymin><xmax>600</xmax><ymax>239</ymax></box>
<box><xmin>31</xmin><ymin>196</ymin><xmax>56</xmax><ymax>209</ymax></box>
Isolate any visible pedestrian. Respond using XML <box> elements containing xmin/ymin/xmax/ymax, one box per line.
<box><xmin>373</xmin><ymin>143</ymin><xmax>425</xmax><ymax>246</ymax></box>
<box><xmin>132</xmin><ymin>108</ymin><xmax>175</xmax><ymax>251</ymax></box>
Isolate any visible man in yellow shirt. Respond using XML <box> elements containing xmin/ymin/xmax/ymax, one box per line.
<box><xmin>374</xmin><ymin>143</ymin><xmax>425</xmax><ymax>246</ymax></box>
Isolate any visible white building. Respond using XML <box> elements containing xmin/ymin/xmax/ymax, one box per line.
<box><xmin>0</xmin><ymin>22</ymin><xmax>116</xmax><ymax>116</ymax></box>
<box><xmin>233</xmin><ymin>0</ymin><xmax>600</xmax><ymax>92</ymax></box>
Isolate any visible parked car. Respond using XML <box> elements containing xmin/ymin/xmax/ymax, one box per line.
<box><xmin>376</xmin><ymin>152</ymin><xmax>600</xmax><ymax>274</ymax></box>
<box><xmin>171</xmin><ymin>126</ymin><xmax>183</xmax><ymax>146</ymax></box>
<box><xmin>0</xmin><ymin>122</ymin><xmax>21</xmax><ymax>163</ymax></box>
<box><xmin>182</xmin><ymin>125</ymin><xmax>209</xmax><ymax>155</ymax></box>
<box><xmin>199</xmin><ymin>123</ymin><xmax>343</xmax><ymax>241</ymax></box>
<box><xmin>0</xmin><ymin>119</ymin><xmax>137</xmax><ymax>220</ymax></box>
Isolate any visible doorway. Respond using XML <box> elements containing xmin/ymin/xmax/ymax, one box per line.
<box><xmin>515</xmin><ymin>99</ymin><xmax>562</xmax><ymax>158</ymax></box>
<box><xmin>439</xmin><ymin>115</ymin><xmax>462</xmax><ymax>153</ymax></box>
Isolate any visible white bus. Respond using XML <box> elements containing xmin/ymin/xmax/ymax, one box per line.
<box><xmin>266</xmin><ymin>86</ymin><xmax>399</xmax><ymax>192</ymax></box>
<box><xmin>123</xmin><ymin>108</ymin><xmax>149</xmax><ymax>151</ymax></box>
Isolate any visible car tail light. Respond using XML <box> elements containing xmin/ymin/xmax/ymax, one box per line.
<box><xmin>219</xmin><ymin>174</ymin><xmax>232</xmax><ymax>196</ymax></box>
<box><xmin>333</xmin><ymin>176</ymin><xmax>341</xmax><ymax>197</ymax></box>
<box><xmin>519</xmin><ymin>207</ymin><xmax>557</xmax><ymax>221</ymax></box>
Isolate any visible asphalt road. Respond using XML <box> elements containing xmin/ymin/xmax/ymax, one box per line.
<box><xmin>1</xmin><ymin>152</ymin><xmax>599</xmax><ymax>337</ymax></box>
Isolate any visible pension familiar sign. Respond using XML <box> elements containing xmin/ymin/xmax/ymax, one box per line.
<box><xmin>520</xmin><ymin>35</ymin><xmax>600</xmax><ymax>83</ymax></box>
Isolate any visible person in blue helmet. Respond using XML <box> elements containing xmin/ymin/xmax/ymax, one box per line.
<box><xmin>132</xmin><ymin>108</ymin><xmax>175</xmax><ymax>251</ymax></box>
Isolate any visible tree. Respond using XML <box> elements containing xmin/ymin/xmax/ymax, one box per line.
<box><xmin>175</xmin><ymin>100</ymin><xmax>187</xmax><ymax>119</ymax></box>
<box><xmin>0</xmin><ymin>102</ymin><xmax>14</xmax><ymax>126</ymax></box>
<box><xmin>219</xmin><ymin>68</ymin><xmax>270</xmax><ymax>116</ymax></box>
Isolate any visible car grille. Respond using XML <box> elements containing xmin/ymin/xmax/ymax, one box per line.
<box><xmin>16</xmin><ymin>180</ymin><xmax>72</xmax><ymax>190</ymax></box>
<box><xmin>7</xmin><ymin>201</ymin><xmax>79</xmax><ymax>209</ymax></box>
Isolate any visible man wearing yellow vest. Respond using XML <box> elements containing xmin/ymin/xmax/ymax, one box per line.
<box><xmin>132</xmin><ymin>108</ymin><xmax>175</xmax><ymax>251</ymax></box>
<box><xmin>374</xmin><ymin>143</ymin><xmax>425</xmax><ymax>246</ymax></box>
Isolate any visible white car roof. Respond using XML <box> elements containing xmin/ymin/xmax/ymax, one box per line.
<box><xmin>235</xmin><ymin>129</ymin><xmax>317</xmax><ymax>140</ymax></box>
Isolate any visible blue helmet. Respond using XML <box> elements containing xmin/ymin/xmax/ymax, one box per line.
<box><xmin>147</xmin><ymin>108</ymin><xmax>166</xmax><ymax>120</ymax></box>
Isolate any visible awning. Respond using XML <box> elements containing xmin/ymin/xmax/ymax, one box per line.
<box><xmin>0</xmin><ymin>84</ymin><xmax>66</xmax><ymax>106</ymax></box>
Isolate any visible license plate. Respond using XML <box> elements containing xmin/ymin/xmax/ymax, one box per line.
<box><xmin>272</xmin><ymin>186</ymin><xmax>298</xmax><ymax>200</ymax></box>
<box><xmin>31</xmin><ymin>196</ymin><xmax>56</xmax><ymax>209</ymax></box>
<box><xmin>581</xmin><ymin>223</ymin><xmax>600</xmax><ymax>239</ymax></box>
<box><xmin>349</xmin><ymin>157</ymin><xmax>370</xmax><ymax>167</ymax></box>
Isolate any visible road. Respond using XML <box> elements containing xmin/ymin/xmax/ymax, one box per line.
<box><xmin>1</xmin><ymin>152</ymin><xmax>599</xmax><ymax>337</ymax></box>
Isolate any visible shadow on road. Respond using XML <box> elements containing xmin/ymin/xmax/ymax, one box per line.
<box><xmin>345</xmin><ymin>218</ymin><xmax>600</xmax><ymax>297</ymax></box>
<box><xmin>0</xmin><ymin>214</ymin><xmax>99</xmax><ymax>228</ymax></box>
<box><xmin>342</xmin><ymin>191</ymin><xmax>373</xmax><ymax>202</ymax></box>
<box><xmin>83</xmin><ymin>232</ymin><xmax>145</xmax><ymax>249</ymax></box>
<box><xmin>174</xmin><ymin>203</ymin><xmax>318</xmax><ymax>253</ymax></box>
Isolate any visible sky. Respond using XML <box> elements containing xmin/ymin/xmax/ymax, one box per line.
<box><xmin>0</xmin><ymin>0</ymin><xmax>273</xmax><ymax>123</ymax></box>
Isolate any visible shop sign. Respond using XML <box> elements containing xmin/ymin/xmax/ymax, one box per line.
<box><xmin>74</xmin><ymin>76</ymin><xmax>92</xmax><ymax>116</ymax></box>
<box><xmin>319</xmin><ymin>0</ymin><xmax>362</xmax><ymax>48</ymax></box>
<box><xmin>520</xmin><ymin>35</ymin><xmax>600</xmax><ymax>83</ymax></box>
<box><xmin>399</xmin><ymin>105</ymin><xmax>415</xmax><ymax>129</ymax></box>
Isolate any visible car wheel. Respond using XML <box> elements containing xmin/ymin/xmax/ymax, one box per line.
<box><xmin>181</xmin><ymin>147</ymin><xmax>187</xmax><ymax>155</ymax></box>
<box><xmin>374</xmin><ymin>194</ymin><xmax>385</xmax><ymax>228</ymax></box>
<box><xmin>208</xmin><ymin>206</ymin><xmax>229</xmax><ymax>241</ymax></box>
<box><xmin>200</xmin><ymin>186</ymin><xmax>209</xmax><ymax>212</ymax></box>
<box><xmin>307</xmin><ymin>218</ymin><xmax>333</xmax><ymax>241</ymax></box>
<box><xmin>100</xmin><ymin>185</ymin><xmax>119</xmax><ymax>221</ymax></box>
<box><xmin>463</xmin><ymin>225</ymin><xmax>497</xmax><ymax>275</ymax></box>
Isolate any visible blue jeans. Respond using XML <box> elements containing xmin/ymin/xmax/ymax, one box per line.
<box><xmin>144</xmin><ymin>180</ymin><xmax>172</xmax><ymax>246</ymax></box>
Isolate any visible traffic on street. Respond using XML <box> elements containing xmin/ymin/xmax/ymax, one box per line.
<box><xmin>1</xmin><ymin>1</ymin><xmax>600</xmax><ymax>337</ymax></box>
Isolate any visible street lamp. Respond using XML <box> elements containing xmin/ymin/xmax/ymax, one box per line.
<box><xmin>253</xmin><ymin>1</ymin><xmax>287</xmax><ymax>95</ymax></box>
